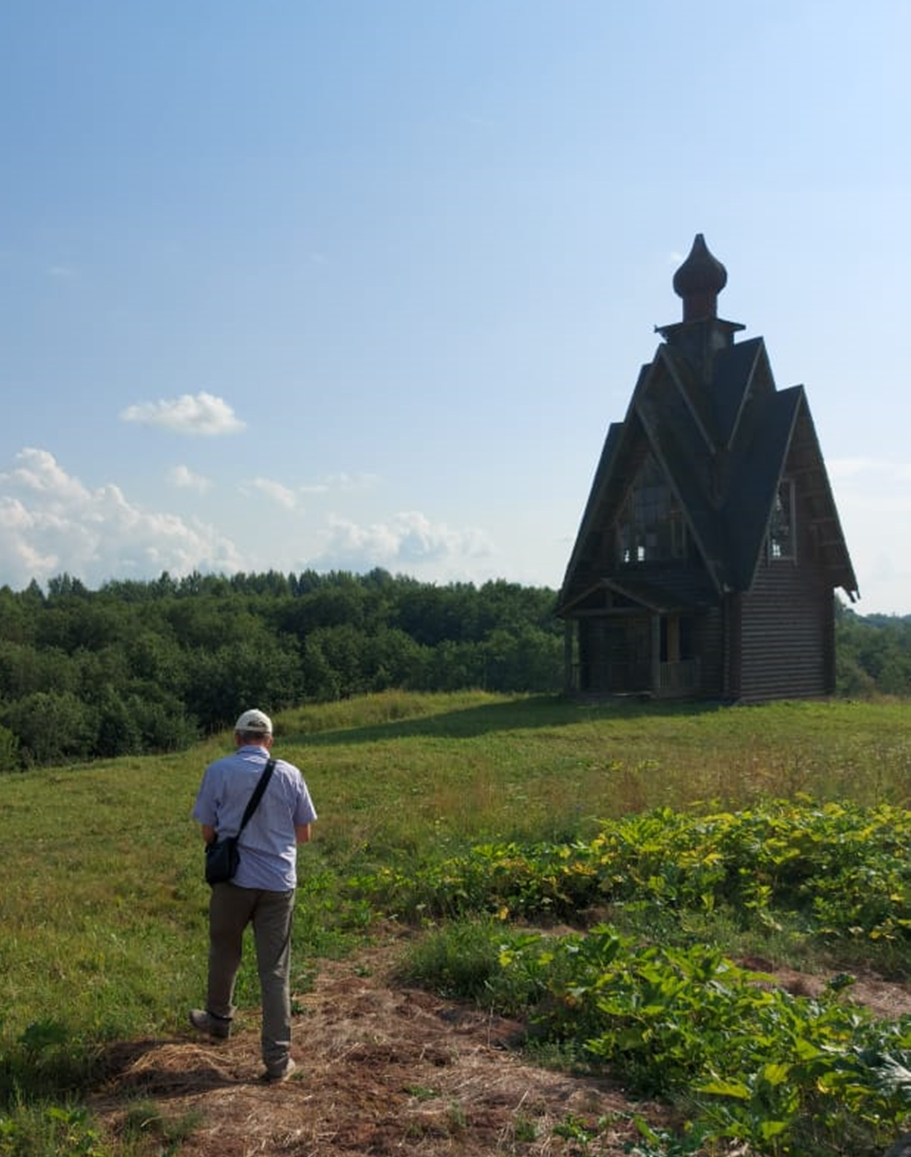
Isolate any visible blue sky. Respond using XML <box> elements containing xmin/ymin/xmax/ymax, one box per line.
<box><xmin>2</xmin><ymin>0</ymin><xmax>909</xmax><ymax>613</ymax></box>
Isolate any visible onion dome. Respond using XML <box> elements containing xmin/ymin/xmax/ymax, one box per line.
<box><xmin>673</xmin><ymin>234</ymin><xmax>727</xmax><ymax>321</ymax></box>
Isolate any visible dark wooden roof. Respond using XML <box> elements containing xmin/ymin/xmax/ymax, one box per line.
<box><xmin>558</xmin><ymin>241</ymin><xmax>858</xmax><ymax>614</ymax></box>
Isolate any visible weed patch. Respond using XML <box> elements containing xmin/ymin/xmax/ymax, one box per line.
<box><xmin>507</xmin><ymin>926</ymin><xmax>909</xmax><ymax>1156</ymax></box>
<box><xmin>357</xmin><ymin>798</ymin><xmax>910</xmax><ymax>976</ymax></box>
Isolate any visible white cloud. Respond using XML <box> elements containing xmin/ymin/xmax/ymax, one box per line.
<box><xmin>167</xmin><ymin>464</ymin><xmax>213</xmax><ymax>493</ymax></box>
<box><xmin>310</xmin><ymin>511</ymin><xmax>492</xmax><ymax>575</ymax></box>
<box><xmin>0</xmin><ymin>448</ymin><xmax>242</xmax><ymax>588</ymax></box>
<box><xmin>120</xmin><ymin>391</ymin><xmax>245</xmax><ymax>436</ymax></box>
<box><xmin>0</xmin><ymin>451</ymin><xmax>496</xmax><ymax>591</ymax></box>
<box><xmin>247</xmin><ymin>477</ymin><xmax>298</xmax><ymax>510</ymax></box>
<box><xmin>0</xmin><ymin>496</ymin><xmax>60</xmax><ymax>575</ymax></box>
<box><xmin>300</xmin><ymin>472</ymin><xmax>381</xmax><ymax>495</ymax></box>
<box><xmin>1</xmin><ymin>447</ymin><xmax>91</xmax><ymax>501</ymax></box>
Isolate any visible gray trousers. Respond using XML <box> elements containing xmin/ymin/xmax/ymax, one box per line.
<box><xmin>207</xmin><ymin>883</ymin><xmax>296</xmax><ymax>1071</ymax></box>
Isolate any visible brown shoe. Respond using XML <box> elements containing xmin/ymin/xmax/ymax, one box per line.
<box><xmin>188</xmin><ymin>1009</ymin><xmax>231</xmax><ymax>1040</ymax></box>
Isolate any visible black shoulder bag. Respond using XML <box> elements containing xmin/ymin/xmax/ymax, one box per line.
<box><xmin>205</xmin><ymin>758</ymin><xmax>276</xmax><ymax>885</ymax></box>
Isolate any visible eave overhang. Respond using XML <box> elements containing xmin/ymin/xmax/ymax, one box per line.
<box><xmin>558</xmin><ymin>574</ymin><xmax>718</xmax><ymax>618</ymax></box>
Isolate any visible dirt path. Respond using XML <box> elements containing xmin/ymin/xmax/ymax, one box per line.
<box><xmin>92</xmin><ymin>934</ymin><xmax>910</xmax><ymax>1156</ymax></box>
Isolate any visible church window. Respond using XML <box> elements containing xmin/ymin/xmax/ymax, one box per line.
<box><xmin>618</xmin><ymin>454</ymin><xmax>687</xmax><ymax>564</ymax></box>
<box><xmin>768</xmin><ymin>479</ymin><xmax>796</xmax><ymax>560</ymax></box>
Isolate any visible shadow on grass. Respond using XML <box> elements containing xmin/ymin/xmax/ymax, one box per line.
<box><xmin>287</xmin><ymin>694</ymin><xmax>720</xmax><ymax>747</ymax></box>
<box><xmin>0</xmin><ymin>1034</ymin><xmax>256</xmax><ymax>1111</ymax></box>
<box><xmin>97</xmin><ymin>1037</ymin><xmax>253</xmax><ymax>1098</ymax></box>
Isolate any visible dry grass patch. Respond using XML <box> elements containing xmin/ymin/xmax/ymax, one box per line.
<box><xmin>92</xmin><ymin>932</ymin><xmax>672</xmax><ymax>1156</ymax></box>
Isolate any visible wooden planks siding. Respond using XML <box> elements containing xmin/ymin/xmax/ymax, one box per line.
<box><xmin>737</xmin><ymin>557</ymin><xmax>833</xmax><ymax>702</ymax></box>
<box><xmin>692</xmin><ymin>606</ymin><xmax>725</xmax><ymax>697</ymax></box>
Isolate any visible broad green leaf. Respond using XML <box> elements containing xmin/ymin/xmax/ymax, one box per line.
<box><xmin>761</xmin><ymin>1062</ymin><xmax>791</xmax><ymax>1086</ymax></box>
<box><xmin>759</xmin><ymin>1119</ymin><xmax>790</xmax><ymax>1140</ymax></box>
<box><xmin>695</xmin><ymin>1078</ymin><xmax>751</xmax><ymax>1099</ymax></box>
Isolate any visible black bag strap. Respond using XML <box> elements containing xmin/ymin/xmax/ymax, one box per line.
<box><xmin>238</xmin><ymin>758</ymin><xmax>276</xmax><ymax>833</ymax></box>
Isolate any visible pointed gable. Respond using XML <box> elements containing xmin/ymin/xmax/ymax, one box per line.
<box><xmin>721</xmin><ymin>384</ymin><xmax>803</xmax><ymax>589</ymax></box>
<box><xmin>710</xmin><ymin>337</ymin><xmax>772</xmax><ymax>449</ymax></box>
<box><xmin>558</xmin><ymin>235</ymin><xmax>858</xmax><ymax>617</ymax></box>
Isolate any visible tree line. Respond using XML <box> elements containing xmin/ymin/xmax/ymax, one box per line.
<box><xmin>835</xmin><ymin>602</ymin><xmax>911</xmax><ymax>696</ymax></box>
<box><xmin>0</xmin><ymin>571</ymin><xmax>907</xmax><ymax>770</ymax></box>
<box><xmin>0</xmin><ymin>569</ymin><xmax>562</xmax><ymax>769</ymax></box>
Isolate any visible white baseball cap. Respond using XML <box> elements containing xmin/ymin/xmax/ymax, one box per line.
<box><xmin>234</xmin><ymin>708</ymin><xmax>273</xmax><ymax>735</ymax></box>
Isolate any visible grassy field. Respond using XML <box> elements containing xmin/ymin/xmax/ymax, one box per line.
<box><xmin>0</xmin><ymin>690</ymin><xmax>909</xmax><ymax>1153</ymax></box>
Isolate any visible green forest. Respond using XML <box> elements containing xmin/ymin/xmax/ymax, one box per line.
<box><xmin>0</xmin><ymin>568</ymin><xmax>908</xmax><ymax>770</ymax></box>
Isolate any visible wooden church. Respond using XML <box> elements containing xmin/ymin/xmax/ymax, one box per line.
<box><xmin>556</xmin><ymin>235</ymin><xmax>858</xmax><ymax>703</ymax></box>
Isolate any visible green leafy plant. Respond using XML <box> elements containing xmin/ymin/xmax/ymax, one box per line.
<box><xmin>356</xmin><ymin>799</ymin><xmax>910</xmax><ymax>963</ymax></box>
<box><xmin>552</xmin><ymin>1111</ymin><xmax>601</xmax><ymax>1152</ymax></box>
<box><xmin>0</xmin><ymin>1106</ymin><xmax>108</xmax><ymax>1157</ymax></box>
<box><xmin>500</xmin><ymin>927</ymin><xmax>911</xmax><ymax>1156</ymax></box>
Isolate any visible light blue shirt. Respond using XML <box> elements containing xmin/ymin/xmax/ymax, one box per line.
<box><xmin>192</xmin><ymin>745</ymin><xmax>317</xmax><ymax>891</ymax></box>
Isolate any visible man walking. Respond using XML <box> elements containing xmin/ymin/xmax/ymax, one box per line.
<box><xmin>190</xmin><ymin>708</ymin><xmax>317</xmax><ymax>1082</ymax></box>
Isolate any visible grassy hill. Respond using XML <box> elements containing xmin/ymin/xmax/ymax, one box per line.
<box><xmin>1</xmin><ymin>691</ymin><xmax>908</xmax><ymax>1155</ymax></box>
